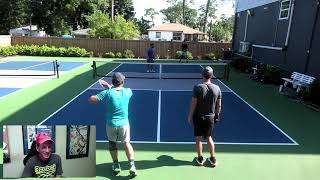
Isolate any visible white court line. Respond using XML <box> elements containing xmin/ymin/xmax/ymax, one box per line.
<box><xmin>39</xmin><ymin>62</ymin><xmax>298</xmax><ymax>145</ymax></box>
<box><xmin>19</xmin><ymin>61</ymin><xmax>52</xmax><ymax>70</ymax></box>
<box><xmin>38</xmin><ymin>63</ymin><xmax>123</xmax><ymax>126</ymax></box>
<box><xmin>157</xmin><ymin>90</ymin><xmax>161</xmax><ymax>142</ymax></box>
<box><xmin>216</xmin><ymin>79</ymin><xmax>299</xmax><ymax>145</ymax></box>
<box><xmin>96</xmin><ymin>140</ymin><xmax>298</xmax><ymax>145</ymax></box>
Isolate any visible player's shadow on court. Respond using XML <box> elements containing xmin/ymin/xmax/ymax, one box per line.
<box><xmin>96</xmin><ymin>155</ymin><xmax>192</xmax><ymax>179</ymax></box>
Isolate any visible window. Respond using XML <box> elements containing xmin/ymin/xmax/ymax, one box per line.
<box><xmin>156</xmin><ymin>32</ymin><xmax>161</xmax><ymax>38</ymax></box>
<box><xmin>172</xmin><ymin>32</ymin><xmax>182</xmax><ymax>41</ymax></box>
<box><xmin>279</xmin><ymin>0</ymin><xmax>291</xmax><ymax>19</ymax></box>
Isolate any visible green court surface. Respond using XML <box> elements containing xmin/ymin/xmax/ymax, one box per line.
<box><xmin>1</xmin><ymin>56</ymin><xmax>320</xmax><ymax>180</ymax></box>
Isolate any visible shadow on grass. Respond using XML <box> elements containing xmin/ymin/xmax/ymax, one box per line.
<box><xmin>96</xmin><ymin>155</ymin><xmax>192</xmax><ymax>179</ymax></box>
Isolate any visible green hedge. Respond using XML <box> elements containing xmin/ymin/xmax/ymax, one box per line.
<box><xmin>303</xmin><ymin>79</ymin><xmax>320</xmax><ymax>105</ymax></box>
<box><xmin>256</xmin><ymin>65</ymin><xmax>288</xmax><ymax>85</ymax></box>
<box><xmin>205</xmin><ymin>53</ymin><xmax>216</xmax><ymax>60</ymax></box>
<box><xmin>0</xmin><ymin>45</ymin><xmax>92</xmax><ymax>57</ymax></box>
<box><xmin>175</xmin><ymin>51</ymin><xmax>193</xmax><ymax>60</ymax></box>
<box><xmin>230</xmin><ymin>57</ymin><xmax>252</xmax><ymax>72</ymax></box>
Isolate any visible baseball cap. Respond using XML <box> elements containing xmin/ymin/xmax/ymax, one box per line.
<box><xmin>112</xmin><ymin>72</ymin><xmax>125</xmax><ymax>86</ymax></box>
<box><xmin>202</xmin><ymin>66</ymin><xmax>213</xmax><ymax>78</ymax></box>
<box><xmin>35</xmin><ymin>132</ymin><xmax>54</xmax><ymax>144</ymax></box>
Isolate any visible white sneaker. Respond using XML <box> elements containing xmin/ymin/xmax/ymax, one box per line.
<box><xmin>129</xmin><ymin>166</ymin><xmax>138</xmax><ymax>177</ymax></box>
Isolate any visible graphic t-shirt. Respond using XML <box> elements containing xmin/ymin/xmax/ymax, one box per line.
<box><xmin>21</xmin><ymin>154</ymin><xmax>63</xmax><ymax>178</ymax></box>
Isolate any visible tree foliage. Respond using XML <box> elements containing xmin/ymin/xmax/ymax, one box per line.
<box><xmin>109</xmin><ymin>0</ymin><xmax>135</xmax><ymax>21</ymax></box>
<box><xmin>210</xmin><ymin>15</ymin><xmax>234</xmax><ymax>42</ymax></box>
<box><xmin>144</xmin><ymin>8</ymin><xmax>159</xmax><ymax>26</ymax></box>
<box><xmin>160</xmin><ymin>2</ymin><xmax>197</xmax><ymax>28</ymax></box>
<box><xmin>85</xmin><ymin>12</ymin><xmax>140</xmax><ymax>39</ymax></box>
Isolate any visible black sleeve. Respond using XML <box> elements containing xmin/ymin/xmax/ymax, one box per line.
<box><xmin>56</xmin><ymin>155</ymin><xmax>63</xmax><ymax>176</ymax></box>
<box><xmin>21</xmin><ymin>160</ymin><xmax>34</xmax><ymax>177</ymax></box>
<box><xmin>192</xmin><ymin>85</ymin><xmax>198</xmax><ymax>98</ymax></box>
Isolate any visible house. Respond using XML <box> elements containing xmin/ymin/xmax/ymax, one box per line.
<box><xmin>9</xmin><ymin>25</ymin><xmax>46</xmax><ymax>37</ymax></box>
<box><xmin>71</xmin><ymin>28</ymin><xmax>90</xmax><ymax>38</ymax></box>
<box><xmin>233</xmin><ymin>0</ymin><xmax>320</xmax><ymax>78</ymax></box>
<box><xmin>147</xmin><ymin>23</ymin><xmax>206</xmax><ymax>42</ymax></box>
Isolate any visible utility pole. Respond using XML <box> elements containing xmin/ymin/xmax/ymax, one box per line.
<box><xmin>182</xmin><ymin>0</ymin><xmax>186</xmax><ymax>25</ymax></box>
<box><xmin>111</xmin><ymin>0</ymin><xmax>114</xmax><ymax>22</ymax></box>
<box><xmin>29</xmin><ymin>13</ymin><xmax>33</xmax><ymax>36</ymax></box>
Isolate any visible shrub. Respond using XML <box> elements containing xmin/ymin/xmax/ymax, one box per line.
<box><xmin>303</xmin><ymin>79</ymin><xmax>320</xmax><ymax>105</ymax></box>
<box><xmin>230</xmin><ymin>57</ymin><xmax>252</xmax><ymax>72</ymax></box>
<box><xmin>175</xmin><ymin>51</ymin><xmax>193</xmax><ymax>60</ymax></box>
<box><xmin>103</xmin><ymin>52</ymin><xmax>115</xmax><ymax>58</ymax></box>
<box><xmin>0</xmin><ymin>45</ymin><xmax>90</xmax><ymax>57</ymax></box>
<box><xmin>205</xmin><ymin>53</ymin><xmax>216</xmax><ymax>60</ymax></box>
<box><xmin>122</xmin><ymin>49</ymin><xmax>135</xmax><ymax>58</ymax></box>
<box><xmin>0</xmin><ymin>46</ymin><xmax>17</xmax><ymax>56</ymax></box>
<box><xmin>115</xmin><ymin>52</ymin><xmax>122</xmax><ymax>58</ymax></box>
<box><xmin>256</xmin><ymin>65</ymin><xmax>285</xmax><ymax>84</ymax></box>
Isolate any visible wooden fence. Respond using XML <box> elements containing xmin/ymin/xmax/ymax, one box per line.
<box><xmin>11</xmin><ymin>36</ymin><xmax>231</xmax><ymax>59</ymax></box>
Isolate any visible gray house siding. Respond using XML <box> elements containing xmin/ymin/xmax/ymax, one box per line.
<box><xmin>233</xmin><ymin>11</ymin><xmax>247</xmax><ymax>51</ymax></box>
<box><xmin>307</xmin><ymin>2</ymin><xmax>320</xmax><ymax>77</ymax></box>
<box><xmin>245</xmin><ymin>3</ymin><xmax>279</xmax><ymax>46</ymax></box>
<box><xmin>285</xmin><ymin>0</ymin><xmax>318</xmax><ymax>74</ymax></box>
<box><xmin>233</xmin><ymin>0</ymin><xmax>320</xmax><ymax>78</ymax></box>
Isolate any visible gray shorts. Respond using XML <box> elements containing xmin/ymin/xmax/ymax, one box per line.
<box><xmin>107</xmin><ymin>124</ymin><xmax>130</xmax><ymax>143</ymax></box>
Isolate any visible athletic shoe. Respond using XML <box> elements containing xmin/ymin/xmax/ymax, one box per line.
<box><xmin>129</xmin><ymin>166</ymin><xmax>138</xmax><ymax>177</ymax></box>
<box><xmin>147</xmin><ymin>70</ymin><xmax>150</xmax><ymax>72</ymax></box>
<box><xmin>111</xmin><ymin>163</ymin><xmax>121</xmax><ymax>174</ymax></box>
<box><xmin>195</xmin><ymin>156</ymin><xmax>204</xmax><ymax>166</ymax></box>
<box><xmin>207</xmin><ymin>157</ymin><xmax>217</xmax><ymax>167</ymax></box>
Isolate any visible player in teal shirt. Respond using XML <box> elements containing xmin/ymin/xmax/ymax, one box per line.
<box><xmin>88</xmin><ymin>72</ymin><xmax>137</xmax><ymax>177</ymax></box>
<box><xmin>96</xmin><ymin>87</ymin><xmax>132</xmax><ymax>127</ymax></box>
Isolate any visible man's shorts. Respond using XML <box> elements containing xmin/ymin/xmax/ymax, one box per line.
<box><xmin>193</xmin><ymin>114</ymin><xmax>213</xmax><ymax>138</ymax></box>
<box><xmin>147</xmin><ymin>58</ymin><xmax>154</xmax><ymax>63</ymax></box>
<box><xmin>107</xmin><ymin>124</ymin><xmax>130</xmax><ymax>143</ymax></box>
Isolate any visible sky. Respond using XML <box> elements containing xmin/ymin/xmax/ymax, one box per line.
<box><xmin>132</xmin><ymin>0</ymin><xmax>235</xmax><ymax>25</ymax></box>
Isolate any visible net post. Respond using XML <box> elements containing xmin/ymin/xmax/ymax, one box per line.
<box><xmin>226</xmin><ymin>63</ymin><xmax>230</xmax><ymax>82</ymax></box>
<box><xmin>92</xmin><ymin>61</ymin><xmax>97</xmax><ymax>79</ymax></box>
<box><xmin>53</xmin><ymin>60</ymin><xmax>56</xmax><ymax>76</ymax></box>
<box><xmin>55</xmin><ymin>60</ymin><xmax>59</xmax><ymax>78</ymax></box>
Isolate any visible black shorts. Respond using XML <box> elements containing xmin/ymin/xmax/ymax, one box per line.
<box><xmin>193</xmin><ymin>114</ymin><xmax>213</xmax><ymax>138</ymax></box>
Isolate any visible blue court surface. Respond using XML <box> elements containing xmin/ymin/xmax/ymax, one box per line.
<box><xmin>0</xmin><ymin>60</ymin><xmax>87</xmax><ymax>97</ymax></box>
<box><xmin>40</xmin><ymin>63</ymin><xmax>298</xmax><ymax>145</ymax></box>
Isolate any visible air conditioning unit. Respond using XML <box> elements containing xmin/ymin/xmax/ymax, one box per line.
<box><xmin>239</xmin><ymin>41</ymin><xmax>250</xmax><ymax>53</ymax></box>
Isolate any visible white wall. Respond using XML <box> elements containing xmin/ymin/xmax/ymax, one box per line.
<box><xmin>0</xmin><ymin>35</ymin><xmax>11</xmax><ymax>46</ymax></box>
<box><xmin>236</xmin><ymin>0</ymin><xmax>279</xmax><ymax>12</ymax></box>
<box><xmin>3</xmin><ymin>126</ymin><xmax>96</xmax><ymax>178</ymax></box>
<box><xmin>148</xmin><ymin>31</ymin><xmax>173</xmax><ymax>41</ymax></box>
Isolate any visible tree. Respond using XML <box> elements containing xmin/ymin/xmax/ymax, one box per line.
<box><xmin>160</xmin><ymin>2</ymin><xmax>197</xmax><ymax>28</ymax></box>
<box><xmin>0</xmin><ymin>0</ymin><xmax>28</xmax><ymax>34</ymax></box>
<box><xmin>198</xmin><ymin>0</ymin><xmax>218</xmax><ymax>33</ymax></box>
<box><xmin>144</xmin><ymin>8</ymin><xmax>159</xmax><ymax>26</ymax></box>
<box><xmin>85</xmin><ymin>12</ymin><xmax>140</xmax><ymax>39</ymax></box>
<box><xmin>109</xmin><ymin>0</ymin><xmax>135</xmax><ymax>21</ymax></box>
<box><xmin>134</xmin><ymin>17</ymin><xmax>152</xmax><ymax>35</ymax></box>
<box><xmin>210</xmin><ymin>15</ymin><xmax>234</xmax><ymax>42</ymax></box>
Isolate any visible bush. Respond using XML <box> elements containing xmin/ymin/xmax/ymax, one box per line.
<box><xmin>205</xmin><ymin>53</ymin><xmax>216</xmax><ymax>60</ymax></box>
<box><xmin>103</xmin><ymin>52</ymin><xmax>115</xmax><ymax>58</ymax></box>
<box><xmin>0</xmin><ymin>45</ymin><xmax>90</xmax><ymax>57</ymax></box>
<box><xmin>115</xmin><ymin>52</ymin><xmax>122</xmax><ymax>58</ymax></box>
<box><xmin>230</xmin><ymin>57</ymin><xmax>252</xmax><ymax>72</ymax></box>
<box><xmin>256</xmin><ymin>65</ymin><xmax>286</xmax><ymax>84</ymax></box>
<box><xmin>303</xmin><ymin>79</ymin><xmax>320</xmax><ymax>105</ymax></box>
<box><xmin>122</xmin><ymin>49</ymin><xmax>135</xmax><ymax>58</ymax></box>
<box><xmin>0</xmin><ymin>46</ymin><xmax>17</xmax><ymax>56</ymax></box>
<box><xmin>175</xmin><ymin>51</ymin><xmax>193</xmax><ymax>60</ymax></box>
